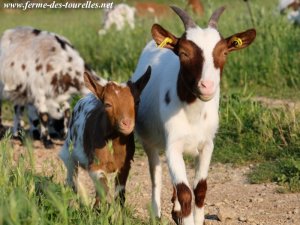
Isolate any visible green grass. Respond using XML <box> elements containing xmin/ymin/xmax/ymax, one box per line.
<box><xmin>214</xmin><ymin>93</ymin><xmax>300</xmax><ymax>192</ymax></box>
<box><xmin>0</xmin><ymin>137</ymin><xmax>165</xmax><ymax>225</ymax></box>
<box><xmin>0</xmin><ymin>0</ymin><xmax>300</xmax><ymax>223</ymax></box>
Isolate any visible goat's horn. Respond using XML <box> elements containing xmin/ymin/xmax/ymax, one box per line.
<box><xmin>208</xmin><ymin>6</ymin><xmax>226</xmax><ymax>29</ymax></box>
<box><xmin>170</xmin><ymin>5</ymin><xmax>196</xmax><ymax>30</ymax></box>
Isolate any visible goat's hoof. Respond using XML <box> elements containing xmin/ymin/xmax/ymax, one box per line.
<box><xmin>43</xmin><ymin>139</ymin><xmax>54</xmax><ymax>149</ymax></box>
<box><xmin>12</xmin><ymin>134</ymin><xmax>24</xmax><ymax>143</ymax></box>
<box><xmin>31</xmin><ymin>130</ymin><xmax>41</xmax><ymax>140</ymax></box>
<box><xmin>0</xmin><ymin>125</ymin><xmax>8</xmax><ymax>138</ymax></box>
<box><xmin>172</xmin><ymin>212</ymin><xmax>183</xmax><ymax>225</ymax></box>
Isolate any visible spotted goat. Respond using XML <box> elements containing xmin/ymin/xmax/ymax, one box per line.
<box><xmin>59</xmin><ymin>67</ymin><xmax>151</xmax><ymax>206</ymax></box>
<box><xmin>0</xmin><ymin>27</ymin><xmax>96</xmax><ymax>147</ymax></box>
<box><xmin>131</xmin><ymin>6</ymin><xmax>256</xmax><ymax>225</ymax></box>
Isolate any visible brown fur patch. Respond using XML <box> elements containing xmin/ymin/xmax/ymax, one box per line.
<box><xmin>135</xmin><ymin>2</ymin><xmax>171</xmax><ymax>18</ymax></box>
<box><xmin>68</xmin><ymin>56</ymin><xmax>73</xmax><ymax>62</ymax></box>
<box><xmin>51</xmin><ymin>72</ymin><xmax>81</xmax><ymax>93</ymax></box>
<box><xmin>15</xmin><ymin>84</ymin><xmax>22</xmax><ymax>92</ymax></box>
<box><xmin>36</xmin><ymin>64</ymin><xmax>43</xmax><ymax>71</ymax></box>
<box><xmin>194</xmin><ymin>179</ymin><xmax>207</xmax><ymax>208</ymax></box>
<box><xmin>172</xmin><ymin>183</ymin><xmax>192</xmax><ymax>218</ymax></box>
<box><xmin>10</xmin><ymin>62</ymin><xmax>14</xmax><ymax>67</ymax></box>
<box><xmin>187</xmin><ymin>0</ymin><xmax>204</xmax><ymax>16</ymax></box>
<box><xmin>88</xmin><ymin>135</ymin><xmax>134</xmax><ymax>173</ymax></box>
<box><xmin>176</xmin><ymin>39</ymin><xmax>204</xmax><ymax>103</ymax></box>
<box><xmin>75</xmin><ymin>71</ymin><xmax>81</xmax><ymax>76</ymax></box>
<box><xmin>21</xmin><ymin>64</ymin><xmax>26</xmax><ymax>71</ymax></box>
<box><xmin>212</xmin><ymin>40</ymin><xmax>227</xmax><ymax>75</ymax></box>
<box><xmin>51</xmin><ymin>73</ymin><xmax>58</xmax><ymax>82</ymax></box>
<box><xmin>46</xmin><ymin>64</ymin><xmax>54</xmax><ymax>72</ymax></box>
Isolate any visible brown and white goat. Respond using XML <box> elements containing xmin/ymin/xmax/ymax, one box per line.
<box><xmin>60</xmin><ymin>67</ymin><xmax>151</xmax><ymax>206</ymax></box>
<box><xmin>131</xmin><ymin>6</ymin><xmax>256</xmax><ymax>225</ymax></box>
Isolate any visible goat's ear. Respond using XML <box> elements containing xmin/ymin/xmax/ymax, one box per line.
<box><xmin>133</xmin><ymin>66</ymin><xmax>151</xmax><ymax>95</ymax></box>
<box><xmin>225</xmin><ymin>29</ymin><xmax>256</xmax><ymax>52</ymax></box>
<box><xmin>84</xmin><ymin>71</ymin><xmax>105</xmax><ymax>99</ymax></box>
<box><xmin>151</xmin><ymin>24</ymin><xmax>179</xmax><ymax>50</ymax></box>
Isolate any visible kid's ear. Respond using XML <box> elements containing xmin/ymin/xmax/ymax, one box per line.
<box><xmin>133</xmin><ymin>66</ymin><xmax>151</xmax><ymax>95</ymax></box>
<box><xmin>225</xmin><ymin>29</ymin><xmax>256</xmax><ymax>52</ymax></box>
<box><xmin>84</xmin><ymin>71</ymin><xmax>105</xmax><ymax>100</ymax></box>
<box><xmin>151</xmin><ymin>24</ymin><xmax>179</xmax><ymax>50</ymax></box>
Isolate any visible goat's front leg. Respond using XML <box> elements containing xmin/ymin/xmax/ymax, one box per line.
<box><xmin>12</xmin><ymin>104</ymin><xmax>25</xmax><ymax>140</ymax></box>
<box><xmin>89</xmin><ymin>167</ymin><xmax>109</xmax><ymax>208</ymax></box>
<box><xmin>167</xmin><ymin>141</ymin><xmax>194</xmax><ymax>225</ymax></box>
<box><xmin>113</xmin><ymin>133</ymin><xmax>135</xmax><ymax>206</ymax></box>
<box><xmin>39</xmin><ymin>112</ymin><xmax>53</xmax><ymax>148</ymax></box>
<box><xmin>63</xmin><ymin>108</ymin><xmax>71</xmax><ymax>138</ymax></box>
<box><xmin>27</xmin><ymin>104</ymin><xmax>40</xmax><ymax>140</ymax></box>
<box><xmin>193</xmin><ymin>140</ymin><xmax>214</xmax><ymax>225</ymax></box>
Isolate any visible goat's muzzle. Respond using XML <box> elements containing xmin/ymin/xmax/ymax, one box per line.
<box><xmin>118</xmin><ymin>118</ymin><xmax>134</xmax><ymax>135</ymax></box>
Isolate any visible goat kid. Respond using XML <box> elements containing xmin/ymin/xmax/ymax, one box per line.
<box><xmin>131</xmin><ymin>6</ymin><xmax>256</xmax><ymax>225</ymax></box>
<box><xmin>60</xmin><ymin>67</ymin><xmax>151</xmax><ymax>206</ymax></box>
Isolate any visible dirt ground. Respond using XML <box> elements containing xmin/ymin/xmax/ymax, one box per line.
<box><xmin>10</xmin><ymin>139</ymin><xmax>300</xmax><ymax>225</ymax></box>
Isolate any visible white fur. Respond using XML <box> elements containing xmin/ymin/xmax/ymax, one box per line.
<box><xmin>132</xmin><ymin>25</ymin><xmax>222</xmax><ymax>225</ymax></box>
<box><xmin>278</xmin><ymin>0</ymin><xmax>295</xmax><ymax>11</ymax></box>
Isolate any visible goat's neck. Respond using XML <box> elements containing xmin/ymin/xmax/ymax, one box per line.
<box><xmin>182</xmin><ymin>86</ymin><xmax>220</xmax><ymax>123</ymax></box>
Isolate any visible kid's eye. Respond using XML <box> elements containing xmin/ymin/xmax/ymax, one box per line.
<box><xmin>105</xmin><ymin>102</ymin><xmax>112</xmax><ymax>108</ymax></box>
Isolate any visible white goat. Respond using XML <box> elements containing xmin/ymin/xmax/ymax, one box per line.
<box><xmin>98</xmin><ymin>3</ymin><xmax>135</xmax><ymax>35</ymax></box>
<box><xmin>0</xmin><ymin>27</ymin><xmax>95</xmax><ymax>147</ymax></box>
<box><xmin>99</xmin><ymin>1</ymin><xmax>205</xmax><ymax>35</ymax></box>
<box><xmin>131</xmin><ymin>6</ymin><xmax>256</xmax><ymax>225</ymax></box>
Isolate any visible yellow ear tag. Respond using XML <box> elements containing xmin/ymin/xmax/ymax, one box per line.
<box><xmin>158</xmin><ymin>37</ymin><xmax>173</xmax><ymax>48</ymax></box>
<box><xmin>230</xmin><ymin>36</ymin><xmax>243</xmax><ymax>48</ymax></box>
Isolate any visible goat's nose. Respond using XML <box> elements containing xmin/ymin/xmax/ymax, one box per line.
<box><xmin>199</xmin><ymin>80</ymin><xmax>214</xmax><ymax>95</ymax></box>
<box><xmin>200</xmin><ymin>80</ymin><xmax>214</xmax><ymax>89</ymax></box>
<box><xmin>121</xmin><ymin>118</ymin><xmax>132</xmax><ymax>128</ymax></box>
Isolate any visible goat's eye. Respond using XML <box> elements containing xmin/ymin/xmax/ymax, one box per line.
<box><xmin>104</xmin><ymin>102</ymin><xmax>112</xmax><ymax>108</ymax></box>
<box><xmin>223</xmin><ymin>51</ymin><xmax>228</xmax><ymax>56</ymax></box>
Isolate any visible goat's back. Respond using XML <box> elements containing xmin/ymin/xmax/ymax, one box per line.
<box><xmin>0</xmin><ymin>27</ymin><xmax>85</xmax><ymax>102</ymax></box>
<box><xmin>131</xmin><ymin>40</ymin><xmax>180</xmax><ymax>148</ymax></box>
